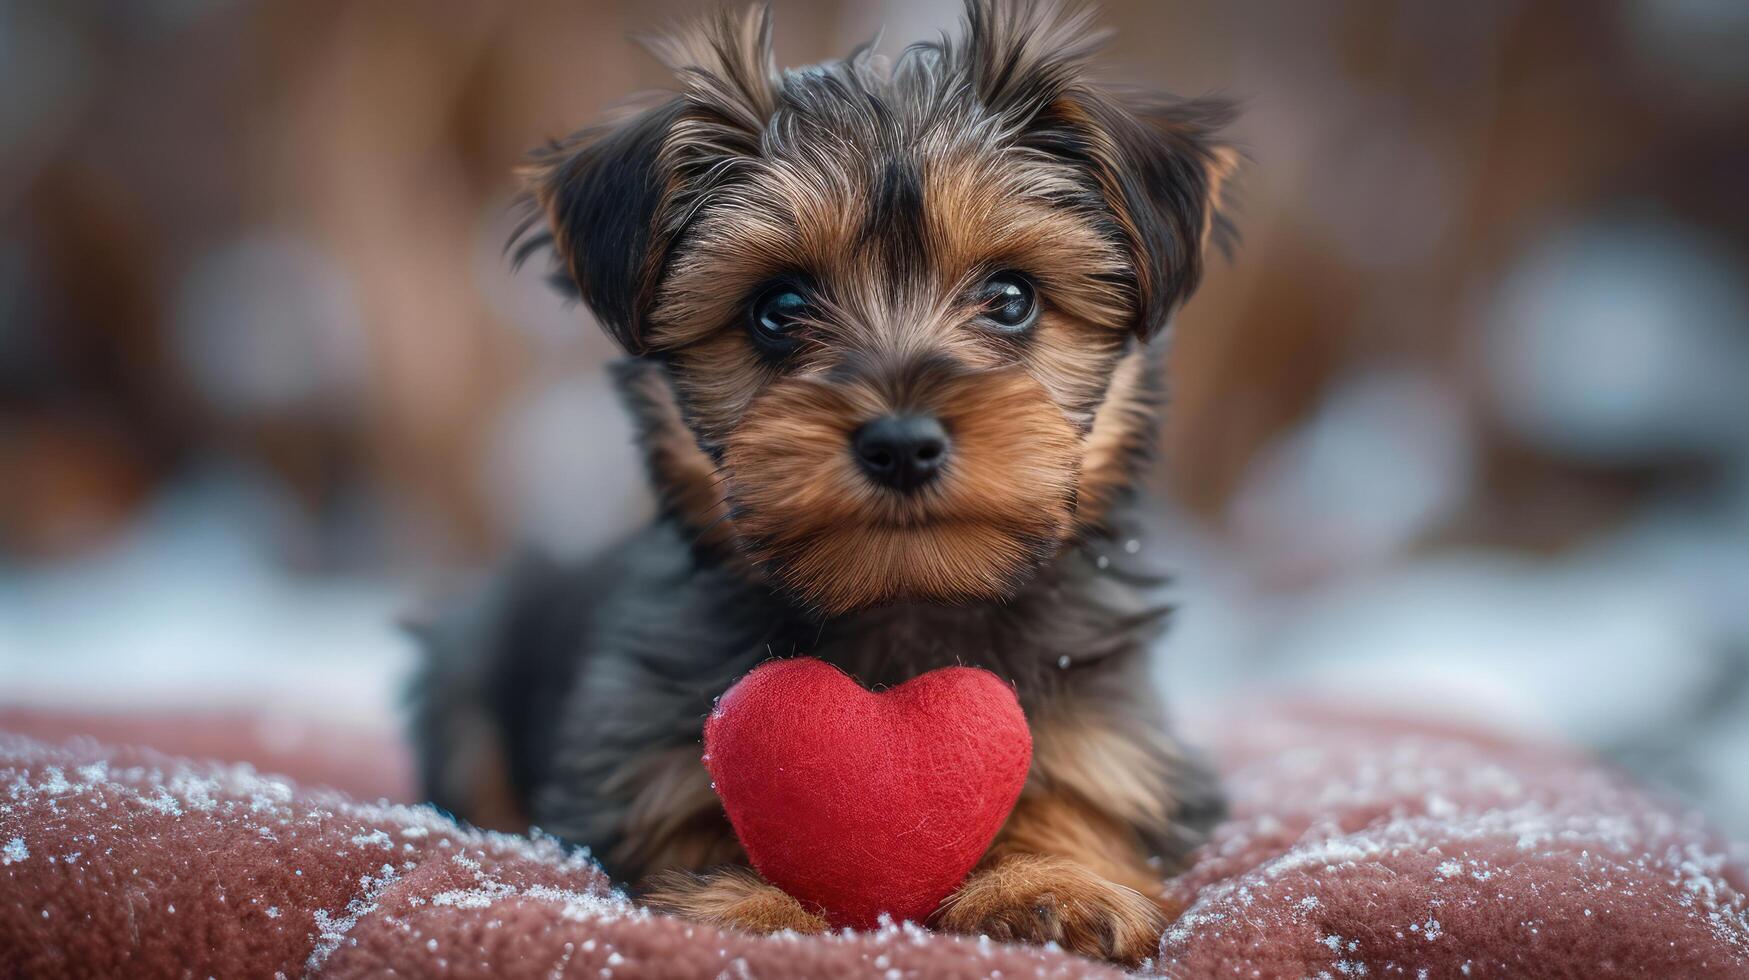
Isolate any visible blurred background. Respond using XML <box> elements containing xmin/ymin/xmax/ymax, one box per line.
<box><xmin>2</xmin><ymin>0</ymin><xmax>1746</xmax><ymax>834</ymax></box>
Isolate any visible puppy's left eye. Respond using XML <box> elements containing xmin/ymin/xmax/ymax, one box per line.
<box><xmin>747</xmin><ymin>284</ymin><xmax>810</xmax><ymax>359</ymax></box>
<box><xmin>974</xmin><ymin>272</ymin><xmax>1038</xmax><ymax>332</ymax></box>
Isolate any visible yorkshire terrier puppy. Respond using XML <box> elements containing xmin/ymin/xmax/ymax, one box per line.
<box><xmin>411</xmin><ymin>0</ymin><xmax>1237</xmax><ymax>965</ymax></box>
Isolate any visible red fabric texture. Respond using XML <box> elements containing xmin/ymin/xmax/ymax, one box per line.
<box><xmin>1160</xmin><ymin>706</ymin><xmax>1749</xmax><ymax>978</ymax></box>
<box><xmin>704</xmin><ymin>658</ymin><xmax>1032</xmax><ymax>929</ymax></box>
<box><xmin>3</xmin><ymin>705</ymin><xmax>1747</xmax><ymax>977</ymax></box>
<box><xmin>0</xmin><ymin>734</ymin><xmax>1101</xmax><ymax>980</ymax></box>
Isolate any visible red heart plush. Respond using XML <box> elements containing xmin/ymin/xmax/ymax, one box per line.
<box><xmin>704</xmin><ymin>658</ymin><xmax>1032</xmax><ymax>929</ymax></box>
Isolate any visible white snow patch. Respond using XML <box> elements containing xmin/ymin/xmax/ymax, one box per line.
<box><xmin>306</xmin><ymin>864</ymin><xmax>400</xmax><ymax>973</ymax></box>
<box><xmin>39</xmin><ymin>767</ymin><xmax>71</xmax><ymax>795</ymax></box>
<box><xmin>139</xmin><ymin>792</ymin><xmax>183</xmax><ymax>817</ymax></box>
<box><xmin>350</xmin><ymin>829</ymin><xmax>393</xmax><ymax>850</ymax></box>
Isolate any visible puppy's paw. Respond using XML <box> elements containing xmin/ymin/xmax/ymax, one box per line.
<box><xmin>642</xmin><ymin>866</ymin><xmax>829</xmax><ymax>936</ymax></box>
<box><xmin>934</xmin><ymin>855</ymin><xmax>1165</xmax><ymax>965</ymax></box>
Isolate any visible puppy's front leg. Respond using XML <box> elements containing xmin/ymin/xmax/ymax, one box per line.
<box><xmin>933</xmin><ymin>707</ymin><xmax>1217</xmax><ymax>965</ymax></box>
<box><xmin>933</xmin><ymin>794</ymin><xmax>1168</xmax><ymax>965</ymax></box>
<box><xmin>643</xmin><ymin>866</ymin><xmax>830</xmax><ymax>935</ymax></box>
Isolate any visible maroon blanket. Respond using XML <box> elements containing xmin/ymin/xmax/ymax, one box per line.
<box><xmin>3</xmin><ymin>709</ymin><xmax>1746</xmax><ymax>978</ymax></box>
<box><xmin>1164</xmin><ymin>709</ymin><xmax>1749</xmax><ymax>978</ymax></box>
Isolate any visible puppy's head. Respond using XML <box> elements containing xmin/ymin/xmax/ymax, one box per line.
<box><xmin>520</xmin><ymin>0</ymin><xmax>1237</xmax><ymax>615</ymax></box>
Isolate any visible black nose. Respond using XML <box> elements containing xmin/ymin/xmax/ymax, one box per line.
<box><xmin>852</xmin><ymin>415</ymin><xmax>949</xmax><ymax>492</ymax></box>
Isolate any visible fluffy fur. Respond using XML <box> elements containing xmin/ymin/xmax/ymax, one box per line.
<box><xmin>416</xmin><ymin>0</ymin><xmax>1237</xmax><ymax>965</ymax></box>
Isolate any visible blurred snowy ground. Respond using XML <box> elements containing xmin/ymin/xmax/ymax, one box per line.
<box><xmin>0</xmin><ymin>469</ymin><xmax>413</xmax><ymax>727</ymax></box>
<box><xmin>1158</xmin><ymin>485</ymin><xmax>1749</xmax><ymax>837</ymax></box>
<box><xmin>1162</xmin><ymin>214</ymin><xmax>1749</xmax><ymax>837</ymax></box>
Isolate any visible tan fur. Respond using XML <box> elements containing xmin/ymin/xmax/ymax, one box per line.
<box><xmin>1006</xmin><ymin>707</ymin><xmax>1198</xmax><ymax>897</ymax></box>
<box><xmin>988</xmin><ymin>795</ymin><xmax>1162</xmax><ymax>899</ymax></box>
<box><xmin>1030</xmin><ymin>709</ymin><xmax>1184</xmax><ymax>837</ymax></box>
<box><xmin>1075</xmin><ymin>345</ymin><xmax>1159</xmax><ymax>530</ymax></box>
<box><xmin>725</xmin><ymin>366</ymin><xmax>1080</xmax><ymax>613</ymax></box>
<box><xmin>1200</xmin><ymin>145</ymin><xmax>1243</xmax><ymax>251</ymax></box>
<box><xmin>935</xmin><ymin>853</ymin><xmax>1165</xmax><ymax>966</ymax></box>
<box><xmin>932</xmin><ymin>710</ymin><xmax>1197</xmax><ymax>963</ymax></box>
<box><xmin>614</xmin><ymin>362</ymin><xmax>734</xmax><ymax>548</ymax></box>
<box><xmin>643</xmin><ymin>866</ymin><xmax>829</xmax><ymax>936</ymax></box>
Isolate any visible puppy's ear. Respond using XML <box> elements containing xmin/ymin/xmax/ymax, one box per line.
<box><xmin>959</xmin><ymin>0</ymin><xmax>1239</xmax><ymax>340</ymax></box>
<box><xmin>517</xmin><ymin>5</ymin><xmax>781</xmax><ymax>353</ymax></box>
<box><xmin>517</xmin><ymin>99</ymin><xmax>687</xmax><ymax>353</ymax></box>
<box><xmin>1068</xmin><ymin>93</ymin><xmax>1240</xmax><ymax>340</ymax></box>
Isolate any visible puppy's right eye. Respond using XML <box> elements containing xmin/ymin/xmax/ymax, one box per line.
<box><xmin>974</xmin><ymin>272</ymin><xmax>1038</xmax><ymax>333</ymax></box>
<box><xmin>747</xmin><ymin>285</ymin><xmax>809</xmax><ymax>359</ymax></box>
